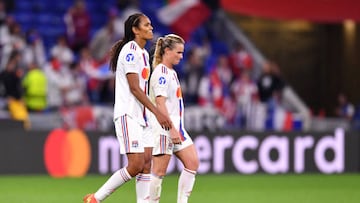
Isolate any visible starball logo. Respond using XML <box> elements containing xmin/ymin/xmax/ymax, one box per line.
<box><xmin>43</xmin><ymin>128</ymin><xmax>91</xmax><ymax>178</ymax></box>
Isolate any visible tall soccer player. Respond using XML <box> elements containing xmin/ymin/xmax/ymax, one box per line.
<box><xmin>148</xmin><ymin>34</ymin><xmax>199</xmax><ymax>203</ymax></box>
<box><xmin>83</xmin><ymin>13</ymin><xmax>172</xmax><ymax>203</ymax></box>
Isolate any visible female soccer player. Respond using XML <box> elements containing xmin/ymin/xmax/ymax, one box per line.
<box><xmin>148</xmin><ymin>34</ymin><xmax>199</xmax><ymax>203</ymax></box>
<box><xmin>83</xmin><ymin>13</ymin><xmax>172</xmax><ymax>203</ymax></box>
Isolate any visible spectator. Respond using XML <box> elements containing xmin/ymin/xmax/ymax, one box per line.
<box><xmin>43</xmin><ymin>56</ymin><xmax>68</xmax><ymax>111</ymax></box>
<box><xmin>0</xmin><ymin>50</ymin><xmax>29</xmax><ymax>126</ymax></box>
<box><xmin>89</xmin><ymin>10</ymin><xmax>120</xmax><ymax>63</ymax></box>
<box><xmin>0</xmin><ymin>0</ymin><xmax>7</xmax><ymax>28</ymax></box>
<box><xmin>77</xmin><ymin>47</ymin><xmax>113</xmax><ymax>104</ymax></box>
<box><xmin>62</xmin><ymin>61</ymin><xmax>89</xmax><ymax>107</ymax></box>
<box><xmin>228</xmin><ymin>41</ymin><xmax>253</xmax><ymax>78</ymax></box>
<box><xmin>64</xmin><ymin>0</ymin><xmax>91</xmax><ymax>54</ymax></box>
<box><xmin>8</xmin><ymin>20</ymin><xmax>26</xmax><ymax>53</ymax></box>
<box><xmin>23</xmin><ymin>29</ymin><xmax>46</xmax><ymax>68</ymax></box>
<box><xmin>0</xmin><ymin>50</ymin><xmax>23</xmax><ymax>101</ymax></box>
<box><xmin>1</xmin><ymin>17</ymin><xmax>25</xmax><ymax>71</ymax></box>
<box><xmin>231</xmin><ymin>69</ymin><xmax>258</xmax><ymax>128</ymax></box>
<box><xmin>0</xmin><ymin>0</ymin><xmax>9</xmax><ymax>70</ymax></box>
<box><xmin>209</xmin><ymin>55</ymin><xmax>235</xmax><ymax>122</ymax></box>
<box><xmin>335</xmin><ymin>93</ymin><xmax>355</xmax><ymax>121</ymax></box>
<box><xmin>50</xmin><ymin>35</ymin><xmax>75</xmax><ymax>68</ymax></box>
<box><xmin>256</xmin><ymin>61</ymin><xmax>285</xmax><ymax>105</ymax></box>
<box><xmin>113</xmin><ymin>0</ymin><xmax>141</xmax><ymax>38</ymax></box>
<box><xmin>205</xmin><ymin>55</ymin><xmax>232</xmax><ymax>107</ymax></box>
<box><xmin>182</xmin><ymin>47</ymin><xmax>205</xmax><ymax>105</ymax></box>
<box><xmin>22</xmin><ymin>62</ymin><xmax>47</xmax><ymax>112</ymax></box>
<box><xmin>198</xmin><ymin>55</ymin><xmax>235</xmax><ymax>125</ymax></box>
<box><xmin>196</xmin><ymin>35</ymin><xmax>212</xmax><ymax>66</ymax></box>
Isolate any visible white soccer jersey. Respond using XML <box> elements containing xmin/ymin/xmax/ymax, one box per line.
<box><xmin>149</xmin><ymin>64</ymin><xmax>187</xmax><ymax>141</ymax></box>
<box><xmin>113</xmin><ymin>41</ymin><xmax>150</xmax><ymax>126</ymax></box>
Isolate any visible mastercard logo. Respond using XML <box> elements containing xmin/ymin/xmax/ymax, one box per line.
<box><xmin>44</xmin><ymin>128</ymin><xmax>91</xmax><ymax>178</ymax></box>
<box><xmin>176</xmin><ymin>87</ymin><xmax>182</xmax><ymax>98</ymax></box>
<box><xmin>142</xmin><ymin>67</ymin><xmax>150</xmax><ymax>80</ymax></box>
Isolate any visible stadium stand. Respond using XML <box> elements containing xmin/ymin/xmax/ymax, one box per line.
<box><xmin>3</xmin><ymin>0</ymin><xmax>353</xmax><ymax>132</ymax></box>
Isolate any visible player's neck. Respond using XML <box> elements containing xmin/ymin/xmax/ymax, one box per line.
<box><xmin>162</xmin><ymin>62</ymin><xmax>173</xmax><ymax>70</ymax></box>
<box><xmin>134</xmin><ymin>38</ymin><xmax>146</xmax><ymax>49</ymax></box>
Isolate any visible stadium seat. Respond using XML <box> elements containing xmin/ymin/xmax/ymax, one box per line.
<box><xmin>15</xmin><ymin>1</ymin><xmax>34</xmax><ymax>12</ymax></box>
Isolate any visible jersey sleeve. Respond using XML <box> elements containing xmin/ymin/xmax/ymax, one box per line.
<box><xmin>151</xmin><ymin>66</ymin><xmax>169</xmax><ymax>98</ymax></box>
<box><xmin>120</xmin><ymin>44</ymin><xmax>140</xmax><ymax>74</ymax></box>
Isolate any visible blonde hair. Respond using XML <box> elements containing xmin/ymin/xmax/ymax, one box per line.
<box><xmin>152</xmin><ymin>34</ymin><xmax>185</xmax><ymax>68</ymax></box>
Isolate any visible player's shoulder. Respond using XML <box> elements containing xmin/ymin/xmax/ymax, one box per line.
<box><xmin>122</xmin><ymin>41</ymin><xmax>139</xmax><ymax>52</ymax></box>
<box><xmin>153</xmin><ymin>64</ymin><xmax>170</xmax><ymax>75</ymax></box>
<box><xmin>120</xmin><ymin>41</ymin><xmax>142</xmax><ymax>63</ymax></box>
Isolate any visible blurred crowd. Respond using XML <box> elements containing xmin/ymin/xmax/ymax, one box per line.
<box><xmin>1</xmin><ymin>0</ymin><xmax>357</xmax><ymax>131</ymax></box>
<box><xmin>0</xmin><ymin>0</ymin><xmax>129</xmax><ymax>127</ymax></box>
<box><xmin>182</xmin><ymin>43</ymin><xmax>291</xmax><ymax>131</ymax></box>
<box><xmin>0</xmin><ymin>0</ymin><xmax>300</xmax><ymax>131</ymax></box>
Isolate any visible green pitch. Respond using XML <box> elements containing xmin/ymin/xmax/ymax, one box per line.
<box><xmin>0</xmin><ymin>174</ymin><xmax>359</xmax><ymax>203</ymax></box>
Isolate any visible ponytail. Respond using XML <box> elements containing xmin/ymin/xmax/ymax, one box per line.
<box><xmin>152</xmin><ymin>37</ymin><xmax>164</xmax><ymax>68</ymax></box>
<box><xmin>152</xmin><ymin>34</ymin><xmax>185</xmax><ymax>69</ymax></box>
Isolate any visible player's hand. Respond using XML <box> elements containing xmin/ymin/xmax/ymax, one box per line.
<box><xmin>155</xmin><ymin>111</ymin><xmax>172</xmax><ymax>130</ymax></box>
<box><xmin>170</xmin><ymin>128</ymin><xmax>182</xmax><ymax>145</ymax></box>
<box><xmin>171</xmin><ymin>137</ymin><xmax>182</xmax><ymax>145</ymax></box>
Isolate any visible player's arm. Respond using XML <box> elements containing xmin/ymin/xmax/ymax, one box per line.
<box><xmin>126</xmin><ymin>73</ymin><xmax>172</xmax><ymax>129</ymax></box>
<box><xmin>155</xmin><ymin>95</ymin><xmax>181</xmax><ymax>144</ymax></box>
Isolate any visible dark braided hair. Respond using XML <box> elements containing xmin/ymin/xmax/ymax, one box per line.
<box><xmin>109</xmin><ymin>13</ymin><xmax>145</xmax><ymax>72</ymax></box>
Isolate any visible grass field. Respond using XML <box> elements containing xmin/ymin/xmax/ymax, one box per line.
<box><xmin>0</xmin><ymin>173</ymin><xmax>360</xmax><ymax>203</ymax></box>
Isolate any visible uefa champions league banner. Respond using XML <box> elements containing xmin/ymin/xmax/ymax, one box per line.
<box><xmin>0</xmin><ymin>122</ymin><xmax>359</xmax><ymax>175</ymax></box>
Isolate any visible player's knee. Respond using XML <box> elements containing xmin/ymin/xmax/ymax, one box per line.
<box><xmin>184</xmin><ymin>157</ymin><xmax>199</xmax><ymax>172</ymax></box>
<box><xmin>191</xmin><ymin>158</ymin><xmax>199</xmax><ymax>171</ymax></box>
<box><xmin>142</xmin><ymin>161</ymin><xmax>152</xmax><ymax>173</ymax></box>
<box><xmin>127</xmin><ymin>161</ymin><xmax>145</xmax><ymax>176</ymax></box>
<box><xmin>135</xmin><ymin>163</ymin><xmax>145</xmax><ymax>173</ymax></box>
<box><xmin>152</xmin><ymin>169</ymin><xmax>167</xmax><ymax>177</ymax></box>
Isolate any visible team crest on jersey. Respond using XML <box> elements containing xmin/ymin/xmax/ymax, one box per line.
<box><xmin>159</xmin><ymin>76</ymin><xmax>166</xmax><ymax>85</ymax></box>
<box><xmin>132</xmin><ymin>140</ymin><xmax>139</xmax><ymax>148</ymax></box>
<box><xmin>125</xmin><ymin>53</ymin><xmax>135</xmax><ymax>62</ymax></box>
<box><xmin>168</xmin><ymin>142</ymin><xmax>173</xmax><ymax>150</ymax></box>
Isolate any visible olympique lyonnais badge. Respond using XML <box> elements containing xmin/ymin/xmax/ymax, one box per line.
<box><xmin>132</xmin><ymin>140</ymin><xmax>139</xmax><ymax>148</ymax></box>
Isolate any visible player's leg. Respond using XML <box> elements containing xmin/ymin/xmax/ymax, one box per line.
<box><xmin>136</xmin><ymin>147</ymin><xmax>152</xmax><ymax>203</ymax></box>
<box><xmin>149</xmin><ymin>134</ymin><xmax>173</xmax><ymax>203</ymax></box>
<box><xmin>174</xmin><ymin>143</ymin><xmax>199</xmax><ymax>203</ymax></box>
<box><xmin>84</xmin><ymin>115</ymin><xmax>145</xmax><ymax>203</ymax></box>
<box><xmin>149</xmin><ymin>154</ymin><xmax>172</xmax><ymax>203</ymax></box>
<box><xmin>93</xmin><ymin>153</ymin><xmax>144</xmax><ymax>201</ymax></box>
<box><xmin>136</xmin><ymin>123</ymin><xmax>154</xmax><ymax>203</ymax></box>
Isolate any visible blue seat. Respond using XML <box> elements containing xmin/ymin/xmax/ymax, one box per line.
<box><xmin>14</xmin><ymin>12</ymin><xmax>35</xmax><ymax>25</ymax></box>
<box><xmin>15</xmin><ymin>1</ymin><xmax>34</xmax><ymax>12</ymax></box>
<box><xmin>35</xmin><ymin>13</ymin><xmax>54</xmax><ymax>25</ymax></box>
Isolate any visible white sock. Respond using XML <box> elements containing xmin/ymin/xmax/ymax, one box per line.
<box><xmin>94</xmin><ymin>167</ymin><xmax>132</xmax><ymax>201</ymax></box>
<box><xmin>177</xmin><ymin>168</ymin><xmax>196</xmax><ymax>203</ymax></box>
<box><xmin>136</xmin><ymin>173</ymin><xmax>151</xmax><ymax>203</ymax></box>
<box><xmin>149</xmin><ymin>174</ymin><xmax>163</xmax><ymax>203</ymax></box>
